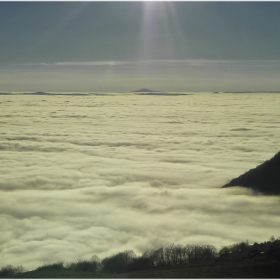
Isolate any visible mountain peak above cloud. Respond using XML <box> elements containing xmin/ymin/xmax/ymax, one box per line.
<box><xmin>132</xmin><ymin>88</ymin><xmax>188</xmax><ymax>96</ymax></box>
<box><xmin>133</xmin><ymin>88</ymin><xmax>160</xmax><ymax>93</ymax></box>
<box><xmin>222</xmin><ymin>151</ymin><xmax>280</xmax><ymax>195</ymax></box>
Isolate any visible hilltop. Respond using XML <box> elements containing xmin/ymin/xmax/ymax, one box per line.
<box><xmin>132</xmin><ymin>88</ymin><xmax>167</xmax><ymax>95</ymax></box>
<box><xmin>222</xmin><ymin>151</ymin><xmax>280</xmax><ymax>195</ymax></box>
<box><xmin>132</xmin><ymin>88</ymin><xmax>188</xmax><ymax>96</ymax></box>
<box><xmin>133</xmin><ymin>88</ymin><xmax>157</xmax><ymax>93</ymax></box>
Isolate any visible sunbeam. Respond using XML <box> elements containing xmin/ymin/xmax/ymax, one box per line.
<box><xmin>28</xmin><ymin>3</ymin><xmax>90</xmax><ymax>53</ymax></box>
<box><xmin>139</xmin><ymin>2</ymin><xmax>189</xmax><ymax>60</ymax></box>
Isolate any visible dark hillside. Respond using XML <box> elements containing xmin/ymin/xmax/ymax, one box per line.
<box><xmin>4</xmin><ymin>239</ymin><xmax>280</xmax><ymax>278</ymax></box>
<box><xmin>222</xmin><ymin>151</ymin><xmax>280</xmax><ymax>194</ymax></box>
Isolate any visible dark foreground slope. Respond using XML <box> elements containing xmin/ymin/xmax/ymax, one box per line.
<box><xmin>6</xmin><ymin>258</ymin><xmax>280</xmax><ymax>279</ymax></box>
<box><xmin>222</xmin><ymin>151</ymin><xmax>280</xmax><ymax>194</ymax></box>
<box><xmin>120</xmin><ymin>262</ymin><xmax>280</xmax><ymax>278</ymax></box>
<box><xmin>6</xmin><ymin>269</ymin><xmax>108</xmax><ymax>278</ymax></box>
<box><xmin>5</xmin><ymin>240</ymin><xmax>280</xmax><ymax>278</ymax></box>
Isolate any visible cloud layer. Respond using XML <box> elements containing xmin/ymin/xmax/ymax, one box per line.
<box><xmin>1</xmin><ymin>92</ymin><xmax>280</xmax><ymax>270</ymax></box>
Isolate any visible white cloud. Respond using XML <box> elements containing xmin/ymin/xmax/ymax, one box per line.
<box><xmin>0</xmin><ymin>93</ymin><xmax>280</xmax><ymax>270</ymax></box>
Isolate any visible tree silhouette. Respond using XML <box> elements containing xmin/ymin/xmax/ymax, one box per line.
<box><xmin>101</xmin><ymin>250</ymin><xmax>136</xmax><ymax>274</ymax></box>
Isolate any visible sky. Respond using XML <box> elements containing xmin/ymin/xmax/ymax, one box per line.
<box><xmin>1</xmin><ymin>1</ymin><xmax>280</xmax><ymax>92</ymax></box>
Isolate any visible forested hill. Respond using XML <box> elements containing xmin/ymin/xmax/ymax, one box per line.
<box><xmin>2</xmin><ymin>237</ymin><xmax>280</xmax><ymax>278</ymax></box>
<box><xmin>222</xmin><ymin>151</ymin><xmax>280</xmax><ymax>195</ymax></box>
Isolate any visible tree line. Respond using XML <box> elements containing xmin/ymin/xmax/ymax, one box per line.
<box><xmin>0</xmin><ymin>243</ymin><xmax>219</xmax><ymax>277</ymax></box>
<box><xmin>1</xmin><ymin>237</ymin><xmax>279</xmax><ymax>277</ymax></box>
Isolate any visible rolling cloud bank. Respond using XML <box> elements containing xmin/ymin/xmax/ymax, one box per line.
<box><xmin>1</xmin><ymin>92</ymin><xmax>280</xmax><ymax>270</ymax></box>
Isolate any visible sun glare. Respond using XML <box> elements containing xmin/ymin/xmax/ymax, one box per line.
<box><xmin>139</xmin><ymin>2</ymin><xmax>188</xmax><ymax>60</ymax></box>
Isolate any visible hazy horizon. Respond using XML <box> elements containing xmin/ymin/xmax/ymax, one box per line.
<box><xmin>2</xmin><ymin>89</ymin><xmax>280</xmax><ymax>95</ymax></box>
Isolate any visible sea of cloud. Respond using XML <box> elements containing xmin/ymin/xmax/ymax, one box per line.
<box><xmin>1</xmin><ymin>92</ymin><xmax>280</xmax><ymax>270</ymax></box>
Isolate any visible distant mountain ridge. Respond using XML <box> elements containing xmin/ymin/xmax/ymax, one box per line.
<box><xmin>133</xmin><ymin>88</ymin><xmax>156</xmax><ymax>92</ymax></box>
<box><xmin>132</xmin><ymin>88</ymin><xmax>188</xmax><ymax>96</ymax></box>
<box><xmin>222</xmin><ymin>151</ymin><xmax>280</xmax><ymax>195</ymax></box>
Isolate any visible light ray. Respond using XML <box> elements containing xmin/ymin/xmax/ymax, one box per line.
<box><xmin>139</xmin><ymin>2</ymin><xmax>190</xmax><ymax>61</ymax></box>
<box><xmin>28</xmin><ymin>3</ymin><xmax>90</xmax><ymax>52</ymax></box>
